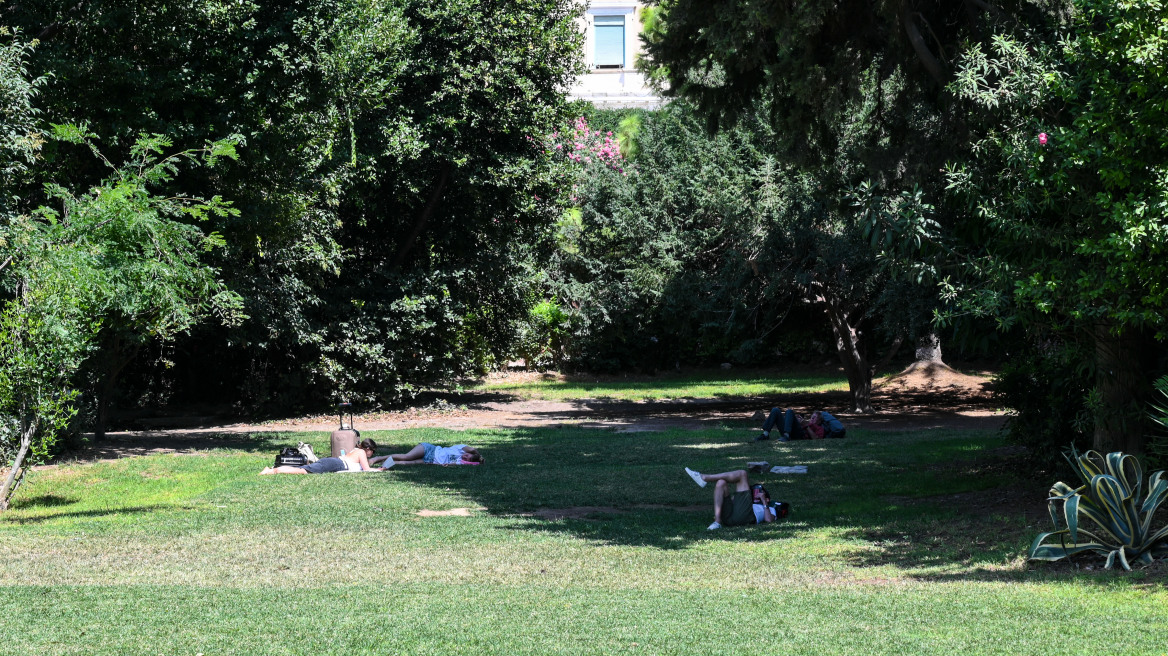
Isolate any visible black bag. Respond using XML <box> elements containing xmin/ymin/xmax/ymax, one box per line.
<box><xmin>771</xmin><ymin>501</ymin><xmax>790</xmax><ymax>519</ymax></box>
<box><xmin>274</xmin><ymin>446</ymin><xmax>308</xmax><ymax>468</ymax></box>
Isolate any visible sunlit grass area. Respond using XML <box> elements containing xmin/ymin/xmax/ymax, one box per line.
<box><xmin>471</xmin><ymin>370</ymin><xmax>849</xmax><ymax>401</ymax></box>
<box><xmin>2</xmin><ymin>425</ymin><xmax>1165</xmax><ymax>655</ymax></box>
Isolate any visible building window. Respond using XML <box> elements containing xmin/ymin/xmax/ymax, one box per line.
<box><xmin>593</xmin><ymin>15</ymin><xmax>625</xmax><ymax>69</ymax></box>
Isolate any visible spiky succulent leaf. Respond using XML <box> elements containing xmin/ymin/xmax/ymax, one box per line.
<box><xmin>1032</xmin><ymin>450</ymin><xmax>1168</xmax><ymax>568</ymax></box>
<box><xmin>1068</xmin><ymin>448</ymin><xmax>1106</xmax><ymax>484</ymax></box>
<box><xmin>1029</xmin><ymin>529</ymin><xmax>1108</xmax><ymax>561</ymax></box>
<box><xmin>1117</xmin><ymin>548</ymin><xmax>1132</xmax><ymax>571</ymax></box>
<box><xmin>1141</xmin><ymin>470</ymin><xmax>1168</xmax><ymax>518</ymax></box>
<box><xmin>1105</xmin><ymin>451</ymin><xmax>1142</xmax><ymax>499</ymax></box>
<box><xmin>1090</xmin><ymin>474</ymin><xmax>1139</xmax><ymax>545</ymax></box>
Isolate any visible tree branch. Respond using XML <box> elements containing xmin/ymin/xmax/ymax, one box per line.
<box><xmin>392</xmin><ymin>163</ymin><xmax>453</xmax><ymax>269</ymax></box>
<box><xmin>32</xmin><ymin>1</ymin><xmax>87</xmax><ymax>42</ymax></box>
<box><xmin>901</xmin><ymin>10</ymin><xmax>946</xmax><ymax>86</ymax></box>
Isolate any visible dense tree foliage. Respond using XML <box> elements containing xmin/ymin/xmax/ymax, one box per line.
<box><xmin>1</xmin><ymin>29</ymin><xmax>241</xmax><ymax>507</ymax></box>
<box><xmin>635</xmin><ymin>1</ymin><xmax>985</xmax><ymax>410</ymax></box>
<box><xmin>945</xmin><ymin>0</ymin><xmax>1168</xmax><ymax>453</ymax></box>
<box><xmin>5</xmin><ymin>0</ymin><xmax>583</xmax><ymax>416</ymax></box>
<box><xmin>640</xmin><ymin>0</ymin><xmax>1168</xmax><ymax>449</ymax></box>
<box><xmin>542</xmin><ymin>106</ymin><xmax>913</xmax><ymax>404</ymax></box>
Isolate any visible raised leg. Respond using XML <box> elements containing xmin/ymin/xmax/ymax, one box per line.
<box><xmin>712</xmin><ymin>480</ymin><xmax>728</xmax><ymax>522</ymax></box>
<box><xmin>761</xmin><ymin>407</ymin><xmax>784</xmax><ymax>433</ymax></box>
<box><xmin>700</xmin><ymin>469</ymin><xmax>751</xmax><ymax>492</ymax></box>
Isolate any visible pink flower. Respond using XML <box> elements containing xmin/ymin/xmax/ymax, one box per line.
<box><xmin>1038</xmin><ymin>132</ymin><xmax>1048</xmax><ymax>145</ymax></box>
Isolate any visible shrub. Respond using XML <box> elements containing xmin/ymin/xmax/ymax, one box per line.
<box><xmin>991</xmin><ymin>342</ymin><xmax>1091</xmax><ymax>472</ymax></box>
<box><xmin>1029</xmin><ymin>448</ymin><xmax>1168</xmax><ymax>571</ymax></box>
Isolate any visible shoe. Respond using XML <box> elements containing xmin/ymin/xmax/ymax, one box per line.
<box><xmin>778</xmin><ymin>434</ymin><xmax>790</xmax><ymax>442</ymax></box>
<box><xmin>685</xmin><ymin>467</ymin><xmax>707</xmax><ymax>488</ymax></box>
<box><xmin>381</xmin><ymin>456</ymin><xmax>395</xmax><ymax>470</ymax></box>
<box><xmin>753</xmin><ymin>433</ymin><xmax>770</xmax><ymax>442</ymax></box>
<box><xmin>707</xmin><ymin>521</ymin><xmax>722</xmax><ymax>530</ymax></box>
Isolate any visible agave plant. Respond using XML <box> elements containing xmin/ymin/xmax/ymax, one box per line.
<box><xmin>1029</xmin><ymin>448</ymin><xmax>1168</xmax><ymax>570</ymax></box>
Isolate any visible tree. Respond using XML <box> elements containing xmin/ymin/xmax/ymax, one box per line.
<box><xmin>945</xmin><ymin>0</ymin><xmax>1168</xmax><ymax>453</ymax></box>
<box><xmin>7</xmin><ymin>0</ymin><xmax>584</xmax><ymax>412</ymax></box>
<box><xmin>543</xmin><ymin>105</ymin><xmax>901</xmax><ymax>412</ymax></box>
<box><xmin>636</xmin><ymin>2</ymin><xmax>992</xmax><ymax>410</ymax></box>
<box><xmin>1</xmin><ymin>121</ymin><xmax>241</xmax><ymax>508</ymax></box>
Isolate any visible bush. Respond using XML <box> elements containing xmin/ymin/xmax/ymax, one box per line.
<box><xmin>992</xmin><ymin>342</ymin><xmax>1092</xmax><ymax>472</ymax></box>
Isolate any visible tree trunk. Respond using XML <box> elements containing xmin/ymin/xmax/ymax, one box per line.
<box><xmin>1093</xmin><ymin>325</ymin><xmax>1146</xmax><ymax>454</ymax></box>
<box><xmin>819</xmin><ymin>287</ymin><xmax>874</xmax><ymax>413</ymax></box>
<box><xmin>93</xmin><ymin>338</ymin><xmax>140</xmax><ymax>441</ymax></box>
<box><xmin>0</xmin><ymin>410</ymin><xmax>36</xmax><ymax>511</ymax></box>
<box><xmin>915</xmin><ymin>332</ymin><xmax>943</xmax><ymax>363</ymax></box>
<box><xmin>391</xmin><ymin>163</ymin><xmax>452</xmax><ymax>269</ymax></box>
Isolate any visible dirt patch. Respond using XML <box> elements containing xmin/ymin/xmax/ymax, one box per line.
<box><xmin>876</xmin><ymin>361</ymin><xmax>993</xmax><ymax>397</ymax></box>
<box><xmin>61</xmin><ymin>364</ymin><xmax>1004</xmax><ymax>462</ymax></box>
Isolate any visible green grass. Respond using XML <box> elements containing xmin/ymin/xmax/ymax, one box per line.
<box><xmin>471</xmin><ymin>370</ymin><xmax>848</xmax><ymax>400</ymax></box>
<box><xmin>2</xmin><ymin>425</ymin><xmax>1167</xmax><ymax>655</ymax></box>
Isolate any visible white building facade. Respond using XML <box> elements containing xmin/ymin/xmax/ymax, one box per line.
<box><xmin>570</xmin><ymin>1</ymin><xmax>663</xmax><ymax>109</ymax></box>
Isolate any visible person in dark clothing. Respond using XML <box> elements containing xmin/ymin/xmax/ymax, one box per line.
<box><xmin>683</xmin><ymin>467</ymin><xmax>777</xmax><ymax>530</ymax></box>
<box><xmin>755</xmin><ymin>408</ymin><xmax>846</xmax><ymax>442</ymax></box>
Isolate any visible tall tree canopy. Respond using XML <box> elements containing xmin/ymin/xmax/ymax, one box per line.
<box><xmin>6</xmin><ymin>0</ymin><xmax>584</xmax><ymax>414</ymax></box>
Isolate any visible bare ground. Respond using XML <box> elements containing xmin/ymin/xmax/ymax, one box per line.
<box><xmin>57</xmin><ymin>364</ymin><xmax>1003</xmax><ymax>463</ymax></box>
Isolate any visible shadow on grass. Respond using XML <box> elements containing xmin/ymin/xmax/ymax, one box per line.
<box><xmin>11</xmin><ymin>494</ymin><xmax>77</xmax><ymax>509</ymax></box>
<box><xmin>54</xmin><ymin>432</ymin><xmax>292</xmax><ymax>463</ymax></box>
<box><xmin>358</xmin><ymin>423</ymin><xmax>1168</xmax><ymax>585</ymax></box>
<box><xmin>1</xmin><ymin>505</ymin><xmax>169</xmax><ymax>525</ymax></box>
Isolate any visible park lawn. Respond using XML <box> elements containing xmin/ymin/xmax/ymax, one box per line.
<box><xmin>470</xmin><ymin>370</ymin><xmax>849</xmax><ymax>401</ymax></box>
<box><xmin>2</xmin><ymin>425</ymin><xmax>1166</xmax><ymax>655</ymax></box>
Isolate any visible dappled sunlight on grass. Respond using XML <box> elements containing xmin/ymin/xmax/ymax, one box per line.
<box><xmin>472</xmin><ymin>371</ymin><xmax>848</xmax><ymax>401</ymax></box>
<box><xmin>1</xmin><ymin>422</ymin><xmax>1165</xmax><ymax>655</ymax></box>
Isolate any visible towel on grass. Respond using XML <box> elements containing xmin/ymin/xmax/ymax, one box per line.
<box><xmin>769</xmin><ymin>465</ymin><xmax>808</xmax><ymax>474</ymax></box>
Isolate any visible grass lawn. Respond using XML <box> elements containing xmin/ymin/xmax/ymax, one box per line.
<box><xmin>470</xmin><ymin>369</ymin><xmax>849</xmax><ymax>401</ymax></box>
<box><xmin>2</xmin><ymin>424</ymin><xmax>1166</xmax><ymax>655</ymax></box>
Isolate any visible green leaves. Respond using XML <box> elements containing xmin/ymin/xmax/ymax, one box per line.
<box><xmin>1029</xmin><ymin>448</ymin><xmax>1168</xmax><ymax>570</ymax></box>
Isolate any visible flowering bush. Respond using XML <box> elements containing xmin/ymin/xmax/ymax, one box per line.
<box><xmin>550</xmin><ymin>116</ymin><xmax>626</xmax><ymax>174</ymax></box>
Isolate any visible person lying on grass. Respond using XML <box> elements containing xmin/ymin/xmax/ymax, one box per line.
<box><xmin>685</xmin><ymin>467</ymin><xmax>775</xmax><ymax>530</ymax></box>
<box><xmin>755</xmin><ymin>408</ymin><xmax>846</xmax><ymax>442</ymax></box>
<box><xmin>260</xmin><ymin>439</ymin><xmax>377</xmax><ymax>475</ymax></box>
<box><xmin>370</xmin><ymin>443</ymin><xmax>482</xmax><ymax>468</ymax></box>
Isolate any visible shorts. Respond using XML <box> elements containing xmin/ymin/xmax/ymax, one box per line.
<box><xmin>421</xmin><ymin>443</ymin><xmax>438</xmax><ymax>463</ymax></box>
<box><xmin>300</xmin><ymin>457</ymin><xmax>347</xmax><ymax>474</ymax></box>
<box><xmin>720</xmin><ymin>490</ymin><xmax>756</xmax><ymax>527</ymax></box>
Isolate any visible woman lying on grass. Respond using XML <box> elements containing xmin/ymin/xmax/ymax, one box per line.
<box><xmin>371</xmin><ymin>443</ymin><xmax>482</xmax><ymax>468</ymax></box>
<box><xmin>260</xmin><ymin>439</ymin><xmax>377</xmax><ymax>475</ymax></box>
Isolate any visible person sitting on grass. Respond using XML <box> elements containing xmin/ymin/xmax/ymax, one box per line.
<box><xmin>755</xmin><ymin>408</ymin><xmax>846</xmax><ymax>442</ymax></box>
<box><xmin>370</xmin><ymin>443</ymin><xmax>482</xmax><ymax>468</ymax></box>
<box><xmin>260</xmin><ymin>439</ymin><xmax>377</xmax><ymax>475</ymax></box>
<box><xmin>684</xmin><ymin>467</ymin><xmax>775</xmax><ymax>530</ymax></box>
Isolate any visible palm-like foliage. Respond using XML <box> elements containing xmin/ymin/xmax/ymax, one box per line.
<box><xmin>1029</xmin><ymin>449</ymin><xmax>1168</xmax><ymax>570</ymax></box>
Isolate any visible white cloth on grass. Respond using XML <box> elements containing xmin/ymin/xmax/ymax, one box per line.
<box><xmin>769</xmin><ymin>465</ymin><xmax>808</xmax><ymax>474</ymax></box>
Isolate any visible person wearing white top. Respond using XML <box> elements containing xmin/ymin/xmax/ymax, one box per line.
<box><xmin>370</xmin><ymin>442</ymin><xmax>482</xmax><ymax>468</ymax></box>
<box><xmin>260</xmin><ymin>439</ymin><xmax>376</xmax><ymax>475</ymax></box>
<box><xmin>683</xmin><ymin>467</ymin><xmax>776</xmax><ymax>530</ymax></box>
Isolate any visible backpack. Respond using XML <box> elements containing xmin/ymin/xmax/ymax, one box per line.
<box><xmin>296</xmin><ymin>442</ymin><xmax>319</xmax><ymax>463</ymax></box>
<box><xmin>274</xmin><ymin>446</ymin><xmax>308</xmax><ymax>468</ymax></box>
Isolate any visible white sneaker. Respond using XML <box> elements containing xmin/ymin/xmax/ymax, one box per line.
<box><xmin>707</xmin><ymin>522</ymin><xmax>722</xmax><ymax>530</ymax></box>
<box><xmin>685</xmin><ymin>467</ymin><xmax>707</xmax><ymax>488</ymax></box>
<box><xmin>381</xmin><ymin>456</ymin><xmax>395</xmax><ymax>470</ymax></box>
